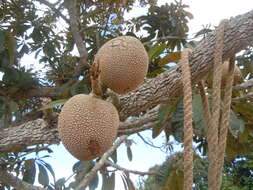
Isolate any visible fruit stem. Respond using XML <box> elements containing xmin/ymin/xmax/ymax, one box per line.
<box><xmin>90</xmin><ymin>60</ymin><xmax>104</xmax><ymax>97</ymax></box>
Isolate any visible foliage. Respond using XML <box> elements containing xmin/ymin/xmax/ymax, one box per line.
<box><xmin>0</xmin><ymin>0</ymin><xmax>253</xmax><ymax>189</ymax></box>
<box><xmin>137</xmin><ymin>153</ymin><xmax>253</xmax><ymax>190</ymax></box>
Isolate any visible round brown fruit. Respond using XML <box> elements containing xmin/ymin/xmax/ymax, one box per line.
<box><xmin>58</xmin><ymin>94</ymin><xmax>119</xmax><ymax>161</ymax></box>
<box><xmin>95</xmin><ymin>36</ymin><xmax>148</xmax><ymax>94</ymax></box>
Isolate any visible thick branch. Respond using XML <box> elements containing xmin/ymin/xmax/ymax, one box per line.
<box><xmin>118</xmin><ymin>9</ymin><xmax>253</xmax><ymax>120</ymax></box>
<box><xmin>75</xmin><ymin>135</ymin><xmax>128</xmax><ymax>190</ymax></box>
<box><xmin>0</xmin><ymin>105</ymin><xmax>205</xmax><ymax>153</ymax></box>
<box><xmin>0</xmin><ymin>169</ymin><xmax>46</xmax><ymax>190</ymax></box>
<box><xmin>22</xmin><ymin>9</ymin><xmax>253</xmax><ymax>120</ymax></box>
<box><xmin>0</xmin><ymin>10</ymin><xmax>253</xmax><ymax>153</ymax></box>
<box><xmin>23</xmin><ymin>87</ymin><xmax>57</xmax><ymax>99</ymax></box>
<box><xmin>66</xmin><ymin>0</ymin><xmax>88</xmax><ymax>59</ymax></box>
<box><xmin>0</xmin><ymin>108</ymin><xmax>155</xmax><ymax>153</ymax></box>
<box><xmin>0</xmin><ymin>120</ymin><xmax>60</xmax><ymax>153</ymax></box>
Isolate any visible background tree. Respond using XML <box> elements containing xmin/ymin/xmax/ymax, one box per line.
<box><xmin>0</xmin><ymin>0</ymin><xmax>253</xmax><ymax>189</ymax></box>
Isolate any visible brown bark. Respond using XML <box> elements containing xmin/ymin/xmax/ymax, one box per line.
<box><xmin>118</xmin><ymin>9</ymin><xmax>253</xmax><ymax>120</ymax></box>
<box><xmin>0</xmin><ymin>108</ymin><xmax>158</xmax><ymax>153</ymax></box>
<box><xmin>22</xmin><ymin>9</ymin><xmax>253</xmax><ymax>120</ymax></box>
<box><xmin>0</xmin><ymin>169</ymin><xmax>46</xmax><ymax>190</ymax></box>
<box><xmin>0</xmin><ymin>9</ymin><xmax>253</xmax><ymax>153</ymax></box>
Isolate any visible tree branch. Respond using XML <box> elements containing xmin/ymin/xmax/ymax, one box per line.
<box><xmin>0</xmin><ymin>120</ymin><xmax>60</xmax><ymax>153</ymax></box>
<box><xmin>232</xmin><ymin>91</ymin><xmax>253</xmax><ymax>102</ymax></box>
<box><xmin>21</xmin><ymin>9</ymin><xmax>253</xmax><ymax>120</ymax></box>
<box><xmin>0</xmin><ymin>9</ymin><xmax>252</xmax><ymax>153</ymax></box>
<box><xmin>66</xmin><ymin>0</ymin><xmax>88</xmax><ymax>59</ymax></box>
<box><xmin>75</xmin><ymin>135</ymin><xmax>128</xmax><ymax>190</ymax></box>
<box><xmin>0</xmin><ymin>106</ymin><xmax>157</xmax><ymax>153</ymax></box>
<box><xmin>0</xmin><ymin>169</ymin><xmax>46</xmax><ymax>190</ymax></box>
<box><xmin>118</xmin><ymin>9</ymin><xmax>253</xmax><ymax>120</ymax></box>
<box><xmin>105</xmin><ymin>160</ymin><xmax>158</xmax><ymax>176</ymax></box>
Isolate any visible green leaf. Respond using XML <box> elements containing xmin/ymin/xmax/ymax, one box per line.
<box><xmin>110</xmin><ymin>149</ymin><xmax>117</xmax><ymax>163</ymax></box>
<box><xmin>89</xmin><ymin>173</ymin><xmax>99</xmax><ymax>190</ymax></box>
<box><xmin>70</xmin><ymin>81</ymin><xmax>90</xmax><ymax>96</ymax></box>
<box><xmin>55</xmin><ymin>178</ymin><xmax>65</xmax><ymax>188</ymax></box>
<box><xmin>171</xmin><ymin>98</ymin><xmax>184</xmax><ymax>142</ymax></box>
<box><xmin>152</xmin><ymin>122</ymin><xmax>165</xmax><ymax>139</ymax></box>
<box><xmin>8</xmin><ymin>101</ymin><xmax>19</xmax><ymax>113</ymax></box>
<box><xmin>38</xmin><ymin>99</ymin><xmax>68</xmax><ymax>111</ymax></box>
<box><xmin>102</xmin><ymin>173</ymin><xmax>115</xmax><ymax>190</ymax></box>
<box><xmin>148</xmin><ymin>43</ymin><xmax>167</xmax><ymax>61</ymax></box>
<box><xmin>127</xmin><ymin>147</ymin><xmax>133</xmax><ymax>162</ymax></box>
<box><xmin>0</xmin><ymin>30</ymin><xmax>5</xmax><ymax>53</ymax></box>
<box><xmin>158</xmin><ymin>100</ymin><xmax>180</xmax><ymax>123</ymax></box>
<box><xmin>39</xmin><ymin>159</ymin><xmax>56</xmax><ymax>182</ymax></box>
<box><xmin>57</xmin><ymin>80</ymin><xmax>75</xmax><ymax>98</ymax></box>
<box><xmin>31</xmin><ymin>27</ymin><xmax>43</xmax><ymax>43</ymax></box>
<box><xmin>69</xmin><ymin>181</ymin><xmax>79</xmax><ymax>188</ymax></box>
<box><xmin>164</xmin><ymin>170</ymin><xmax>184</xmax><ymax>190</ymax></box>
<box><xmin>121</xmin><ymin>173</ymin><xmax>135</xmax><ymax>190</ymax></box>
<box><xmin>229</xmin><ymin>110</ymin><xmax>245</xmax><ymax>138</ymax></box>
<box><xmin>158</xmin><ymin>104</ymin><xmax>173</xmax><ymax>122</ymax></box>
<box><xmin>20</xmin><ymin>44</ymin><xmax>29</xmax><ymax>56</ymax></box>
<box><xmin>192</xmin><ymin>94</ymin><xmax>205</xmax><ymax>133</ymax></box>
<box><xmin>73</xmin><ymin>161</ymin><xmax>95</xmax><ymax>182</ymax></box>
<box><xmin>120</xmin><ymin>174</ymin><xmax>128</xmax><ymax>190</ymax></box>
<box><xmin>158</xmin><ymin>52</ymin><xmax>181</xmax><ymax>66</ymax></box>
<box><xmin>23</xmin><ymin>159</ymin><xmax>36</xmax><ymax>184</ymax></box>
<box><xmin>38</xmin><ymin>163</ymin><xmax>49</xmax><ymax>186</ymax></box>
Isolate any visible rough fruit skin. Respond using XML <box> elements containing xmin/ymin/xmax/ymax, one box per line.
<box><xmin>58</xmin><ymin>94</ymin><xmax>119</xmax><ymax>161</ymax></box>
<box><xmin>95</xmin><ymin>36</ymin><xmax>148</xmax><ymax>94</ymax></box>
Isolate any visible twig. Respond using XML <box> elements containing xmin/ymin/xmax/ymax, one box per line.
<box><xmin>0</xmin><ymin>169</ymin><xmax>46</xmax><ymax>190</ymax></box>
<box><xmin>137</xmin><ymin>133</ymin><xmax>162</xmax><ymax>149</ymax></box>
<box><xmin>75</xmin><ymin>135</ymin><xmax>128</xmax><ymax>190</ymax></box>
<box><xmin>232</xmin><ymin>91</ymin><xmax>253</xmax><ymax>102</ymax></box>
<box><xmin>105</xmin><ymin>160</ymin><xmax>158</xmax><ymax>176</ymax></box>
<box><xmin>117</xmin><ymin>121</ymin><xmax>159</xmax><ymax>136</ymax></box>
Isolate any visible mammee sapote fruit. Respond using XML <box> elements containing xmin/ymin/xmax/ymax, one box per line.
<box><xmin>58</xmin><ymin>94</ymin><xmax>119</xmax><ymax>161</ymax></box>
<box><xmin>95</xmin><ymin>36</ymin><xmax>148</xmax><ymax>94</ymax></box>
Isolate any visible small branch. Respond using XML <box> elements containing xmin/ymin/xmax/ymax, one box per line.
<box><xmin>119</xmin><ymin>106</ymin><xmax>159</xmax><ymax>130</ymax></box>
<box><xmin>75</xmin><ymin>135</ymin><xmax>128</xmax><ymax>190</ymax></box>
<box><xmin>105</xmin><ymin>160</ymin><xmax>158</xmax><ymax>176</ymax></box>
<box><xmin>118</xmin><ymin>121</ymin><xmax>159</xmax><ymax>136</ymax></box>
<box><xmin>0</xmin><ymin>169</ymin><xmax>46</xmax><ymax>190</ymax></box>
<box><xmin>232</xmin><ymin>91</ymin><xmax>253</xmax><ymax>102</ymax></box>
<box><xmin>36</xmin><ymin>0</ymin><xmax>69</xmax><ymax>24</ymax></box>
<box><xmin>137</xmin><ymin>133</ymin><xmax>162</xmax><ymax>149</ymax></box>
<box><xmin>233</xmin><ymin>78</ymin><xmax>253</xmax><ymax>90</ymax></box>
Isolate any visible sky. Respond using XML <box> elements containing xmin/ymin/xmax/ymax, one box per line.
<box><xmin>2</xmin><ymin>0</ymin><xmax>253</xmax><ymax>189</ymax></box>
